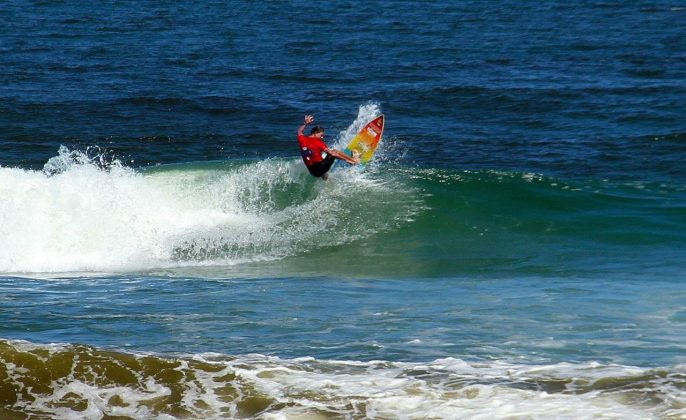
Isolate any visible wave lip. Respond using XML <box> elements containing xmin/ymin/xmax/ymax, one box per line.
<box><xmin>1</xmin><ymin>339</ymin><xmax>683</xmax><ymax>419</ymax></box>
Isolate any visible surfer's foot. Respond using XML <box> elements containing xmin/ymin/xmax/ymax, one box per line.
<box><xmin>321</xmin><ymin>173</ymin><xmax>329</xmax><ymax>181</ymax></box>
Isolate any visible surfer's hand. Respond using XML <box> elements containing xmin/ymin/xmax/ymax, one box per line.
<box><xmin>351</xmin><ymin>150</ymin><xmax>361</xmax><ymax>165</ymax></box>
<box><xmin>304</xmin><ymin>115</ymin><xmax>314</xmax><ymax>125</ymax></box>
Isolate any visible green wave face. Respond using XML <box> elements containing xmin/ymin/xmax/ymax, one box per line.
<box><xmin>379</xmin><ymin>168</ymin><xmax>686</xmax><ymax>278</ymax></box>
<box><xmin>148</xmin><ymin>161</ymin><xmax>685</xmax><ymax>278</ymax></box>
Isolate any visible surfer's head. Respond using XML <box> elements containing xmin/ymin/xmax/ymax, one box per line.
<box><xmin>310</xmin><ymin>125</ymin><xmax>325</xmax><ymax>138</ymax></box>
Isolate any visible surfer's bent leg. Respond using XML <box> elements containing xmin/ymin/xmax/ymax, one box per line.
<box><xmin>307</xmin><ymin>155</ymin><xmax>336</xmax><ymax>178</ymax></box>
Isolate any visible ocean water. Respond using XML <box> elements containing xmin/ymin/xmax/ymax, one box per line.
<box><xmin>1</xmin><ymin>1</ymin><xmax>686</xmax><ymax>418</ymax></box>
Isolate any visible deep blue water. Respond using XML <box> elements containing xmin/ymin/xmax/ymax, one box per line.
<box><xmin>1</xmin><ymin>1</ymin><xmax>685</xmax><ymax>418</ymax></box>
<box><xmin>3</xmin><ymin>1</ymin><xmax>685</xmax><ymax>178</ymax></box>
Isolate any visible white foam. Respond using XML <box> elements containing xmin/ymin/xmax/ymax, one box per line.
<box><xmin>0</xmin><ymin>148</ymin><xmax>256</xmax><ymax>273</ymax></box>
<box><xmin>1</xmin><ymin>137</ymin><xmax>420</xmax><ymax>274</ymax></box>
<box><xmin>4</xmin><ymin>337</ymin><xmax>681</xmax><ymax>419</ymax></box>
<box><xmin>216</xmin><ymin>355</ymin><xmax>673</xmax><ymax>419</ymax></box>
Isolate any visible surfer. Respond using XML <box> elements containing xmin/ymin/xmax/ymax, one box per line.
<box><xmin>297</xmin><ymin>115</ymin><xmax>359</xmax><ymax>179</ymax></box>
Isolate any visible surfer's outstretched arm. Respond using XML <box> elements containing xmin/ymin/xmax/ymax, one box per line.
<box><xmin>325</xmin><ymin>148</ymin><xmax>359</xmax><ymax>165</ymax></box>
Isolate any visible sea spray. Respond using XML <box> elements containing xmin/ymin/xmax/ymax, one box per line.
<box><xmin>332</xmin><ymin>102</ymin><xmax>384</xmax><ymax>151</ymax></box>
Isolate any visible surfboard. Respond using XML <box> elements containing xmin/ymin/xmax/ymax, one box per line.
<box><xmin>344</xmin><ymin>115</ymin><xmax>385</xmax><ymax>166</ymax></box>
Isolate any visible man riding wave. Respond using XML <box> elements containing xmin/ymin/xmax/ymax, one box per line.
<box><xmin>297</xmin><ymin>115</ymin><xmax>359</xmax><ymax>179</ymax></box>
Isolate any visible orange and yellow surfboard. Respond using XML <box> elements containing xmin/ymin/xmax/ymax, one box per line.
<box><xmin>344</xmin><ymin>115</ymin><xmax>384</xmax><ymax>165</ymax></box>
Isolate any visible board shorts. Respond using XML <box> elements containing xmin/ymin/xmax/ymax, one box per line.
<box><xmin>306</xmin><ymin>154</ymin><xmax>336</xmax><ymax>177</ymax></box>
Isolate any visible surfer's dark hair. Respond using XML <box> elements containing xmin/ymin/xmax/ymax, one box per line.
<box><xmin>310</xmin><ymin>125</ymin><xmax>324</xmax><ymax>135</ymax></box>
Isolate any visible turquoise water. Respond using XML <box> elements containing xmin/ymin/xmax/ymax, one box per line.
<box><xmin>2</xmin><ymin>1</ymin><xmax>686</xmax><ymax>417</ymax></box>
<box><xmin>3</xmin><ymin>275</ymin><xmax>686</xmax><ymax>366</ymax></box>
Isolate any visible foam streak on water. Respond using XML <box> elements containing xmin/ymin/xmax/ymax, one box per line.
<box><xmin>1</xmin><ymin>339</ymin><xmax>684</xmax><ymax>419</ymax></box>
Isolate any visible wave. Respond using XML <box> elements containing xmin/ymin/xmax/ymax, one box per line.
<box><xmin>1</xmin><ymin>339</ymin><xmax>683</xmax><ymax>419</ymax></box>
<box><xmin>0</xmin><ymin>153</ymin><xmax>420</xmax><ymax>274</ymax></box>
<box><xmin>1</xmin><ymin>111</ymin><xmax>684</xmax><ymax>275</ymax></box>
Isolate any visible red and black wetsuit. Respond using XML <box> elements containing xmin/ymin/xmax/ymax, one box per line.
<box><xmin>298</xmin><ymin>133</ymin><xmax>336</xmax><ymax>177</ymax></box>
